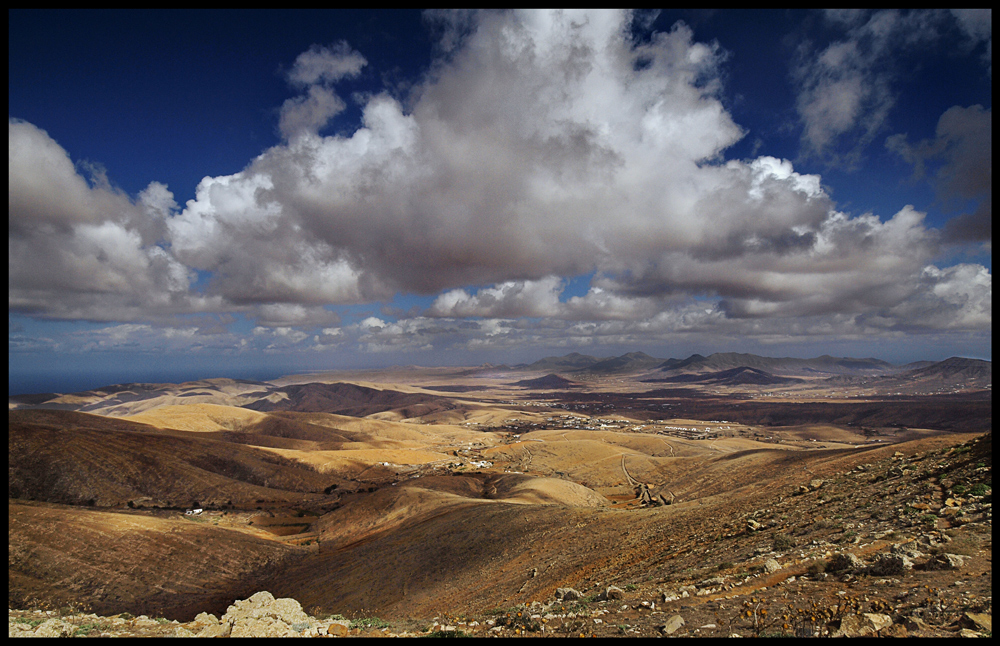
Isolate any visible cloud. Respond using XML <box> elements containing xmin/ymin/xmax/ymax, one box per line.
<box><xmin>278</xmin><ymin>42</ymin><xmax>367</xmax><ymax>140</ymax></box>
<box><xmin>279</xmin><ymin>85</ymin><xmax>348</xmax><ymax>140</ymax></box>
<box><xmin>9</xmin><ymin>10</ymin><xmax>991</xmax><ymax>351</ymax></box>
<box><xmin>950</xmin><ymin>9</ymin><xmax>992</xmax><ymax>74</ymax></box>
<box><xmin>427</xmin><ymin>276</ymin><xmax>563</xmax><ymax>318</ymax></box>
<box><xmin>287</xmin><ymin>42</ymin><xmax>367</xmax><ymax>87</ymax></box>
<box><xmin>887</xmin><ymin>105</ymin><xmax>991</xmax><ymax>243</ymax></box>
<box><xmin>8</xmin><ymin>119</ymin><xmax>203</xmax><ymax>321</ymax></box>
<box><xmin>791</xmin><ymin>10</ymin><xmax>946</xmax><ymax>164</ymax></box>
<box><xmin>863</xmin><ymin>263</ymin><xmax>992</xmax><ymax>331</ymax></box>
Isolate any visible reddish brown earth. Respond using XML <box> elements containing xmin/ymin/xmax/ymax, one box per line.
<box><xmin>8</xmin><ymin>363</ymin><xmax>992</xmax><ymax>637</ymax></box>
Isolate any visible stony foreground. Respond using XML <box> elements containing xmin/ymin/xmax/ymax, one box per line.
<box><xmin>9</xmin><ymin>434</ymin><xmax>994</xmax><ymax>638</ymax></box>
<box><xmin>9</xmin><ymin>566</ymin><xmax>993</xmax><ymax>638</ymax></box>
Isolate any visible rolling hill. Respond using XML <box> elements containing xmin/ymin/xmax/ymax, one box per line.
<box><xmin>8</xmin><ymin>409</ymin><xmax>336</xmax><ymax>509</ymax></box>
<box><xmin>655</xmin><ymin>353</ymin><xmax>897</xmax><ymax>376</ymax></box>
<box><xmin>509</xmin><ymin>373</ymin><xmax>582</xmax><ymax>389</ymax></box>
<box><xmin>646</xmin><ymin>366</ymin><xmax>803</xmax><ymax>386</ymax></box>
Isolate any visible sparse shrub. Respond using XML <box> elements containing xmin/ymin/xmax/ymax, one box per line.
<box><xmin>624</xmin><ymin>583</ymin><xmax>637</xmax><ymax>591</ymax></box>
<box><xmin>350</xmin><ymin>617</ymin><xmax>390</xmax><ymax>631</ymax></box>
<box><xmin>920</xmin><ymin>513</ymin><xmax>938</xmax><ymax>525</ymax></box>
<box><xmin>837</xmin><ymin>530</ymin><xmax>858</xmax><ymax>543</ymax></box>
<box><xmin>772</xmin><ymin>534</ymin><xmax>795</xmax><ymax>551</ymax></box>
<box><xmin>717</xmin><ymin>561</ymin><xmax>735</xmax><ymax>571</ymax></box>
<box><xmin>13</xmin><ymin>618</ymin><xmax>44</xmax><ymax>628</ymax></box>
<box><xmin>806</xmin><ymin>561</ymin><xmax>826</xmax><ymax>575</ymax></box>
<box><xmin>969</xmin><ymin>483</ymin><xmax>990</xmax><ymax>496</ymax></box>
<box><xmin>951</xmin><ymin>484</ymin><xmax>968</xmax><ymax>495</ymax></box>
<box><xmin>74</xmin><ymin>624</ymin><xmax>102</xmax><ymax>637</ymax></box>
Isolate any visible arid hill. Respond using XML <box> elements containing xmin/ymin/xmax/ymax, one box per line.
<box><xmin>901</xmin><ymin>356</ymin><xmax>991</xmax><ymax>381</ymax></box>
<box><xmin>521</xmin><ymin>352</ymin><xmax>605</xmax><ymax>372</ymax></box>
<box><xmin>509</xmin><ymin>373</ymin><xmax>582</xmax><ymax>389</ymax></box>
<box><xmin>579</xmin><ymin>351</ymin><xmax>665</xmax><ymax>374</ymax></box>
<box><xmin>8</xmin><ymin>356</ymin><xmax>992</xmax><ymax>637</ymax></box>
<box><xmin>647</xmin><ymin>367</ymin><xmax>802</xmax><ymax>386</ymax></box>
<box><xmin>8</xmin><ymin>409</ymin><xmax>336</xmax><ymax>509</ymax></box>
<box><xmin>656</xmin><ymin>353</ymin><xmax>897</xmax><ymax>376</ymax></box>
<box><xmin>243</xmin><ymin>382</ymin><xmax>454</xmax><ymax>417</ymax></box>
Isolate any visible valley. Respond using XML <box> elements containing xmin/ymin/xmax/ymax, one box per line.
<box><xmin>8</xmin><ymin>352</ymin><xmax>992</xmax><ymax>637</ymax></box>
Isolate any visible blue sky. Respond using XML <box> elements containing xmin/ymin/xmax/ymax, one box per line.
<box><xmin>9</xmin><ymin>9</ymin><xmax>992</xmax><ymax>394</ymax></box>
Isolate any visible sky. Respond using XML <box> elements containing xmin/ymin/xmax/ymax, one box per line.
<box><xmin>8</xmin><ymin>9</ymin><xmax>992</xmax><ymax>394</ymax></box>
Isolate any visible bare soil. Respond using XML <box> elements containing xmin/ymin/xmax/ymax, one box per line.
<box><xmin>8</xmin><ymin>365</ymin><xmax>992</xmax><ymax>637</ymax></box>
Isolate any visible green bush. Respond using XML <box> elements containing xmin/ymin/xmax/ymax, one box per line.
<box><xmin>969</xmin><ymin>483</ymin><xmax>991</xmax><ymax>496</ymax></box>
<box><xmin>350</xmin><ymin>617</ymin><xmax>390</xmax><ymax>631</ymax></box>
<box><xmin>772</xmin><ymin>534</ymin><xmax>795</xmax><ymax>551</ymax></box>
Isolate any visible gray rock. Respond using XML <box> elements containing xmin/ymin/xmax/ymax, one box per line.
<box><xmin>827</xmin><ymin>552</ymin><xmax>864</xmax><ymax>572</ymax></box>
<box><xmin>833</xmin><ymin>613</ymin><xmax>893</xmax><ymax>637</ymax></box>
<box><xmin>924</xmin><ymin>553</ymin><xmax>965</xmax><ymax>571</ymax></box>
<box><xmin>866</xmin><ymin>554</ymin><xmax>912</xmax><ymax>576</ymax></box>
<box><xmin>890</xmin><ymin>543</ymin><xmax>923</xmax><ymax>559</ymax></box>
<box><xmin>230</xmin><ymin>615</ymin><xmax>298</xmax><ymax>638</ymax></box>
<box><xmin>763</xmin><ymin>558</ymin><xmax>781</xmax><ymax>574</ymax></box>
<box><xmin>660</xmin><ymin>615</ymin><xmax>685</xmax><ymax>635</ymax></box>
<box><xmin>696</xmin><ymin>576</ymin><xmax>725</xmax><ymax>589</ymax></box>
<box><xmin>556</xmin><ymin>587</ymin><xmax>583</xmax><ymax>601</ymax></box>
<box><xmin>197</xmin><ymin>621</ymin><xmax>231</xmax><ymax>638</ymax></box>
<box><xmin>903</xmin><ymin>616</ymin><xmax>934</xmax><ymax>633</ymax></box>
<box><xmin>31</xmin><ymin>618</ymin><xmax>75</xmax><ymax>638</ymax></box>
<box><xmin>193</xmin><ymin>612</ymin><xmax>218</xmax><ymax>625</ymax></box>
<box><xmin>217</xmin><ymin>591</ymin><xmax>315</xmax><ymax>638</ymax></box>
<box><xmin>605</xmin><ymin>586</ymin><xmax>624</xmax><ymax>600</ymax></box>
<box><xmin>959</xmin><ymin>613</ymin><xmax>991</xmax><ymax>633</ymax></box>
<box><xmin>865</xmin><ymin>613</ymin><xmax>894</xmax><ymax>632</ymax></box>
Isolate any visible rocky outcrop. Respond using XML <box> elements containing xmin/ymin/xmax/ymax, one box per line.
<box><xmin>827</xmin><ymin>552</ymin><xmax>864</xmax><ymax>572</ymax></box>
<box><xmin>833</xmin><ymin>613</ymin><xmax>893</xmax><ymax>637</ymax></box>
<box><xmin>555</xmin><ymin>587</ymin><xmax>583</xmax><ymax>601</ymax></box>
<box><xmin>924</xmin><ymin>553</ymin><xmax>965</xmax><ymax>571</ymax></box>
<box><xmin>194</xmin><ymin>591</ymin><xmax>316</xmax><ymax>638</ymax></box>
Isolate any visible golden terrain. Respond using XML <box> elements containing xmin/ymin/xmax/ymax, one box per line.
<box><xmin>8</xmin><ymin>359</ymin><xmax>992</xmax><ymax>637</ymax></box>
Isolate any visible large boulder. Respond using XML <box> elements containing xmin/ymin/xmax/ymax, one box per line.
<box><xmin>32</xmin><ymin>618</ymin><xmax>76</xmax><ymax>638</ymax></box>
<box><xmin>827</xmin><ymin>552</ymin><xmax>864</xmax><ymax>573</ymax></box>
<box><xmin>866</xmin><ymin>553</ymin><xmax>912</xmax><ymax>576</ymax></box>
<box><xmin>762</xmin><ymin>558</ymin><xmax>781</xmax><ymax>574</ymax></box>
<box><xmin>833</xmin><ymin>613</ymin><xmax>894</xmax><ymax>637</ymax></box>
<box><xmin>924</xmin><ymin>553</ymin><xmax>965</xmax><ymax>571</ymax></box>
<box><xmin>555</xmin><ymin>587</ymin><xmax>583</xmax><ymax>601</ymax></box>
<box><xmin>660</xmin><ymin>615</ymin><xmax>685</xmax><ymax>635</ymax></box>
<box><xmin>215</xmin><ymin>591</ymin><xmax>316</xmax><ymax>638</ymax></box>
<box><xmin>604</xmin><ymin>586</ymin><xmax>624</xmax><ymax>600</ymax></box>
